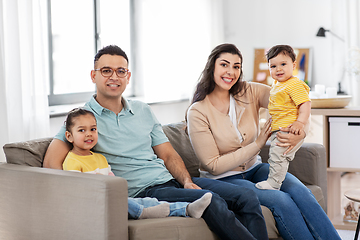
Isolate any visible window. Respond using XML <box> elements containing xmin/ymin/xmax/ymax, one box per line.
<box><xmin>97</xmin><ymin>0</ymin><xmax>132</xmax><ymax>96</ymax></box>
<box><xmin>48</xmin><ymin>0</ymin><xmax>220</xmax><ymax>106</ymax></box>
<box><xmin>48</xmin><ymin>0</ymin><xmax>131</xmax><ymax>106</ymax></box>
<box><xmin>48</xmin><ymin>0</ymin><xmax>96</xmax><ymax>105</ymax></box>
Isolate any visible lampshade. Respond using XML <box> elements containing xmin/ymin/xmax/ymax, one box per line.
<box><xmin>316</xmin><ymin>27</ymin><xmax>327</xmax><ymax>37</ymax></box>
<box><xmin>316</xmin><ymin>27</ymin><xmax>344</xmax><ymax>42</ymax></box>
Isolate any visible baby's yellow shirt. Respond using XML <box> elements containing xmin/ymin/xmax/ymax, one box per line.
<box><xmin>268</xmin><ymin>77</ymin><xmax>310</xmax><ymax>131</ymax></box>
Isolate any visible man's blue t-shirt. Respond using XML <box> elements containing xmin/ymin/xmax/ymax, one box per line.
<box><xmin>55</xmin><ymin>95</ymin><xmax>174</xmax><ymax>197</ymax></box>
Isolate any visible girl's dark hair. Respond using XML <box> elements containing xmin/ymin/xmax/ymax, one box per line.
<box><xmin>65</xmin><ymin>108</ymin><xmax>96</xmax><ymax>132</ymax></box>
<box><xmin>94</xmin><ymin>45</ymin><xmax>128</xmax><ymax>66</ymax></box>
<box><xmin>266</xmin><ymin>45</ymin><xmax>296</xmax><ymax>62</ymax></box>
<box><xmin>191</xmin><ymin>43</ymin><xmax>248</xmax><ymax>105</ymax></box>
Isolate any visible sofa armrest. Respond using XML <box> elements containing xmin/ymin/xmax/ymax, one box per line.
<box><xmin>0</xmin><ymin>163</ymin><xmax>128</xmax><ymax>240</ymax></box>
<box><xmin>259</xmin><ymin>142</ymin><xmax>327</xmax><ymax>208</ymax></box>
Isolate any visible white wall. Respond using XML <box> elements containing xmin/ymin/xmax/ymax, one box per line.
<box><xmin>2</xmin><ymin>1</ymin><xmax>355</xmax><ymax>163</ymax></box>
<box><xmin>222</xmin><ymin>0</ymin><xmax>335</xmax><ymax>89</ymax></box>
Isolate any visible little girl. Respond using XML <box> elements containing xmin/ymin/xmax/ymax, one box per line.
<box><xmin>62</xmin><ymin>108</ymin><xmax>212</xmax><ymax>219</ymax></box>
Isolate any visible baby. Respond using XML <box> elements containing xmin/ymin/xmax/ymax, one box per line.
<box><xmin>256</xmin><ymin>45</ymin><xmax>311</xmax><ymax>190</ymax></box>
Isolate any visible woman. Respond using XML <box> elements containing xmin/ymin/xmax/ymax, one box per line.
<box><xmin>186</xmin><ymin>43</ymin><xmax>340</xmax><ymax>240</ymax></box>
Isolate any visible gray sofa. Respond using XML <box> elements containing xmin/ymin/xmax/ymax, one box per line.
<box><xmin>0</xmin><ymin>121</ymin><xmax>327</xmax><ymax>240</ymax></box>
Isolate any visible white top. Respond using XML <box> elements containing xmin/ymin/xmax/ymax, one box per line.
<box><xmin>229</xmin><ymin>95</ymin><xmax>243</xmax><ymax>142</ymax></box>
<box><xmin>200</xmin><ymin>95</ymin><xmax>262</xmax><ymax>179</ymax></box>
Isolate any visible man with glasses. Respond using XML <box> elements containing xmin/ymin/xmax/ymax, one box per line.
<box><xmin>44</xmin><ymin>45</ymin><xmax>268</xmax><ymax>240</ymax></box>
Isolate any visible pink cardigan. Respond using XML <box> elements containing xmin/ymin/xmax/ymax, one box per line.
<box><xmin>187</xmin><ymin>82</ymin><xmax>271</xmax><ymax>175</ymax></box>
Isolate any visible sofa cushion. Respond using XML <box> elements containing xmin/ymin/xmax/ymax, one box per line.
<box><xmin>307</xmin><ymin>185</ymin><xmax>325</xmax><ymax>211</ymax></box>
<box><xmin>128</xmin><ymin>217</ymin><xmax>219</xmax><ymax>240</ymax></box>
<box><xmin>3</xmin><ymin>138</ymin><xmax>53</xmax><ymax>167</ymax></box>
<box><xmin>162</xmin><ymin>122</ymin><xmax>200</xmax><ymax>177</ymax></box>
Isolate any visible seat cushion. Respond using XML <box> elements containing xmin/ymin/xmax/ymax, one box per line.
<box><xmin>307</xmin><ymin>185</ymin><xmax>325</xmax><ymax>211</ymax></box>
<box><xmin>128</xmin><ymin>207</ymin><xmax>285</xmax><ymax>240</ymax></box>
<box><xmin>128</xmin><ymin>217</ymin><xmax>219</xmax><ymax>240</ymax></box>
<box><xmin>261</xmin><ymin>206</ymin><xmax>280</xmax><ymax>239</ymax></box>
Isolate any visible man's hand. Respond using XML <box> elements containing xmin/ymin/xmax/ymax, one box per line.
<box><xmin>153</xmin><ymin>142</ymin><xmax>196</xmax><ymax>188</ymax></box>
<box><xmin>184</xmin><ymin>182</ymin><xmax>202</xmax><ymax>190</ymax></box>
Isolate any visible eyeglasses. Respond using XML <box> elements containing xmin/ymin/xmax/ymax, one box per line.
<box><xmin>94</xmin><ymin>67</ymin><xmax>130</xmax><ymax>78</ymax></box>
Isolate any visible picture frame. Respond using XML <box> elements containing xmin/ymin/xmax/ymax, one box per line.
<box><xmin>252</xmin><ymin>47</ymin><xmax>312</xmax><ymax>87</ymax></box>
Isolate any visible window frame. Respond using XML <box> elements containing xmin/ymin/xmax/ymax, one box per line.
<box><xmin>47</xmin><ymin>0</ymin><xmax>106</xmax><ymax>106</ymax></box>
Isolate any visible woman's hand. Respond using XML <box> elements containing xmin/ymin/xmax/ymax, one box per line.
<box><xmin>255</xmin><ymin>118</ymin><xmax>272</xmax><ymax>149</ymax></box>
<box><xmin>277</xmin><ymin>127</ymin><xmax>306</xmax><ymax>155</ymax></box>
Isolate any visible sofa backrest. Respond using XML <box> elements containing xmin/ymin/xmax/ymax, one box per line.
<box><xmin>162</xmin><ymin>121</ymin><xmax>200</xmax><ymax>177</ymax></box>
<box><xmin>2</xmin><ymin>122</ymin><xmax>200</xmax><ymax>176</ymax></box>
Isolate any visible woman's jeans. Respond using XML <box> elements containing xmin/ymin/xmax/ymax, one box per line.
<box><xmin>136</xmin><ymin>178</ymin><xmax>268</xmax><ymax>240</ymax></box>
<box><xmin>128</xmin><ymin>197</ymin><xmax>188</xmax><ymax>219</ymax></box>
<box><xmin>220</xmin><ymin>163</ymin><xmax>341</xmax><ymax>240</ymax></box>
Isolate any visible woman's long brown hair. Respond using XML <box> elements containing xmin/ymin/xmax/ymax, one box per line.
<box><xmin>190</xmin><ymin>43</ymin><xmax>249</xmax><ymax>105</ymax></box>
<box><xmin>184</xmin><ymin>43</ymin><xmax>251</xmax><ymax>131</ymax></box>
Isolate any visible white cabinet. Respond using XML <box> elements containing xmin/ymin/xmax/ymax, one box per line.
<box><xmin>311</xmin><ymin>108</ymin><xmax>360</xmax><ymax>230</ymax></box>
<box><xmin>329</xmin><ymin>117</ymin><xmax>360</xmax><ymax>168</ymax></box>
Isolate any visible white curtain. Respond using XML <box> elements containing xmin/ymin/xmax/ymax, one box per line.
<box><xmin>332</xmin><ymin>0</ymin><xmax>360</xmax><ymax>106</ymax></box>
<box><xmin>133</xmin><ymin>0</ymin><xmax>224</xmax><ymax>102</ymax></box>
<box><xmin>0</xmin><ymin>0</ymin><xmax>50</xmax><ymax>162</ymax></box>
<box><xmin>345</xmin><ymin>0</ymin><xmax>360</xmax><ymax>106</ymax></box>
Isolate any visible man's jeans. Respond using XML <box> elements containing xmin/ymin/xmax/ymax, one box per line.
<box><xmin>136</xmin><ymin>178</ymin><xmax>268</xmax><ymax>240</ymax></box>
